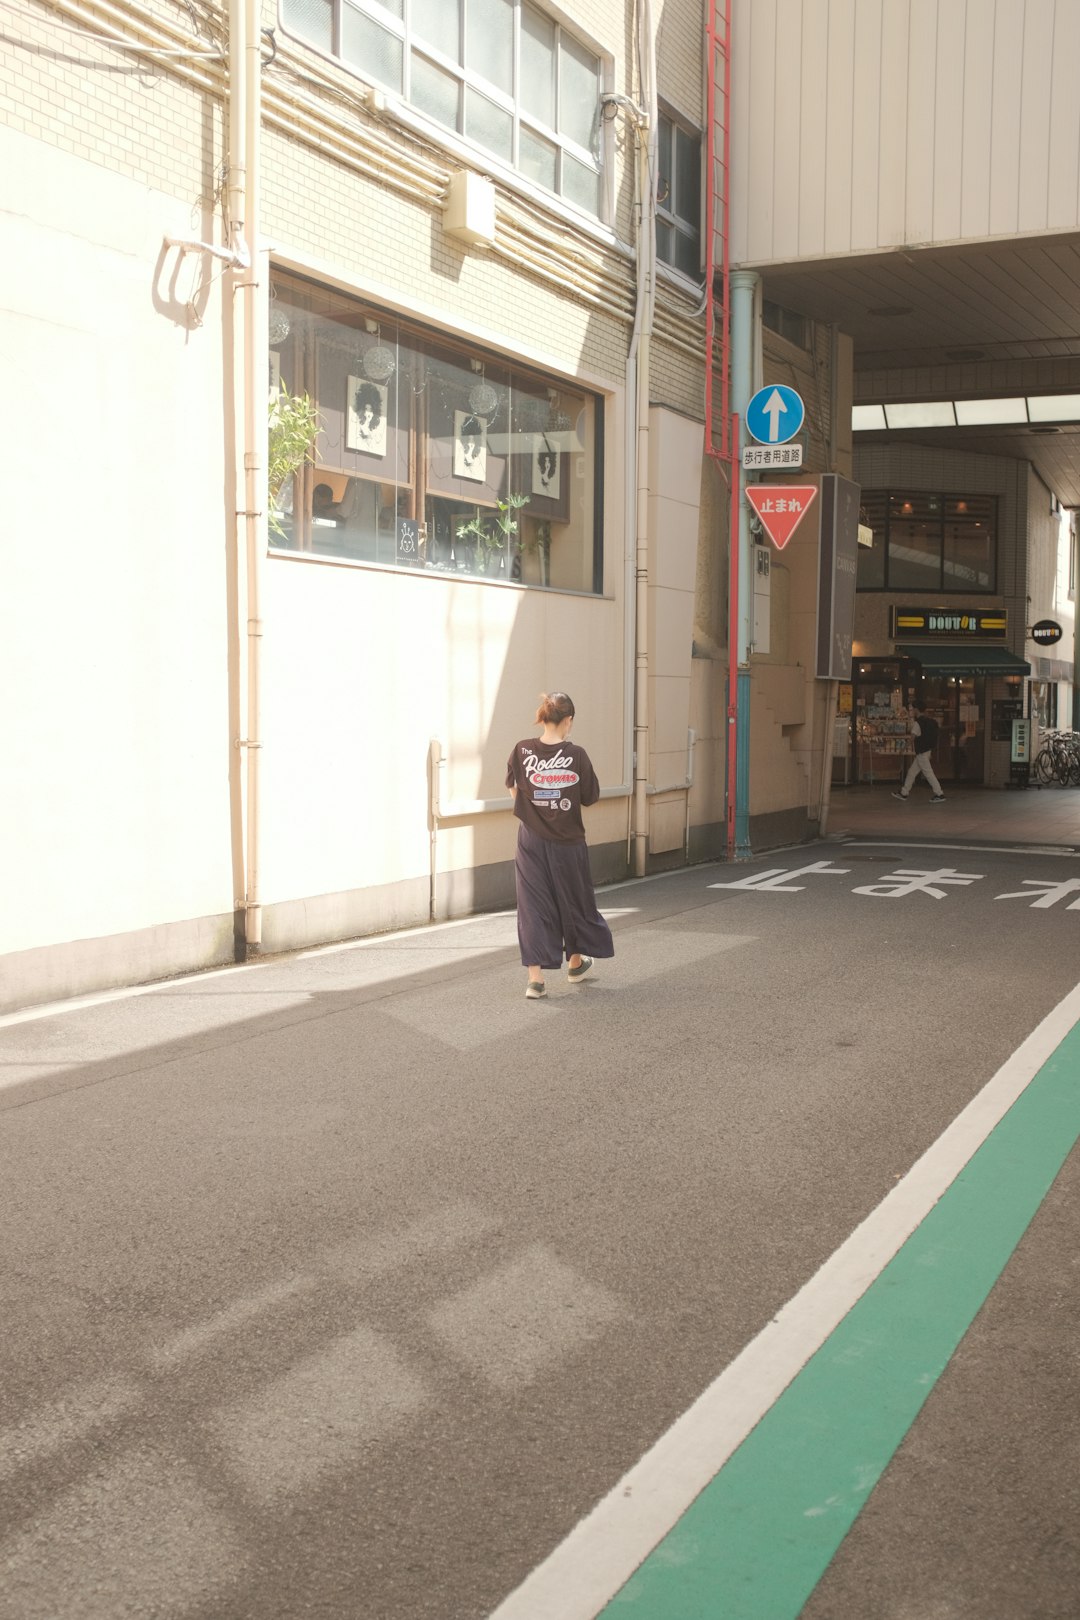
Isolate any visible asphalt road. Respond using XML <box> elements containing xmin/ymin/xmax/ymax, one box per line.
<box><xmin>2</xmin><ymin>835</ymin><xmax>1079</xmax><ymax>1619</ymax></box>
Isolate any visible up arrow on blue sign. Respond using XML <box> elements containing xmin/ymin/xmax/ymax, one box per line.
<box><xmin>745</xmin><ymin>384</ymin><xmax>805</xmax><ymax>445</ymax></box>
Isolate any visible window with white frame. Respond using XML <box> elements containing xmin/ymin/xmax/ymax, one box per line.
<box><xmin>280</xmin><ymin>0</ymin><xmax>603</xmax><ymax>215</ymax></box>
<box><xmin>656</xmin><ymin>111</ymin><xmax>701</xmax><ymax>279</ymax></box>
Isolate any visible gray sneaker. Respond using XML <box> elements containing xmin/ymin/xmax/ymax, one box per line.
<box><xmin>930</xmin><ymin>794</ymin><xmax>946</xmax><ymax>803</ymax></box>
<box><xmin>891</xmin><ymin>791</ymin><xmax>908</xmax><ymax>801</ymax></box>
<box><xmin>567</xmin><ymin>956</ymin><xmax>594</xmax><ymax>983</ymax></box>
<box><xmin>525</xmin><ymin>980</ymin><xmax>546</xmax><ymax>999</ymax></box>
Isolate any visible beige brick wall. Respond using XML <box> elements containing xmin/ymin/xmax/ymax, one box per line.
<box><xmin>0</xmin><ymin>1</ymin><xmax>224</xmax><ymax>199</ymax></box>
<box><xmin>1</xmin><ymin>0</ymin><xmax>711</xmax><ymax>402</ymax></box>
<box><xmin>657</xmin><ymin>0</ymin><xmax>705</xmax><ymax>125</ymax></box>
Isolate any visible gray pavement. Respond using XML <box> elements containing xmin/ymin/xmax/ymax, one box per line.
<box><xmin>828</xmin><ymin>778</ymin><xmax>1080</xmax><ymax>849</ymax></box>
<box><xmin>3</xmin><ymin>792</ymin><xmax>1080</xmax><ymax>1618</ymax></box>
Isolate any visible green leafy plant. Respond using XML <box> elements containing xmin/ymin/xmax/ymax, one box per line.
<box><xmin>456</xmin><ymin>494</ymin><xmax>530</xmax><ymax>571</ymax></box>
<box><xmin>268</xmin><ymin>384</ymin><xmax>320</xmax><ymax>537</ymax></box>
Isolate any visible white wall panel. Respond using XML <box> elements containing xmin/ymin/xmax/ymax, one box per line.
<box><xmin>798</xmin><ymin>0</ymin><xmax>830</xmax><ymax>257</ymax></box>
<box><xmin>1017</xmin><ymin>1</ymin><xmax>1055</xmax><ymax>233</ymax></box>
<box><xmin>878</xmin><ymin>0</ymin><xmax>911</xmax><ymax>247</ymax></box>
<box><xmin>733</xmin><ymin>0</ymin><xmax>1080</xmax><ymax>266</ymax></box>
<box><xmin>932</xmin><ymin>0</ymin><xmax>966</xmax><ymax>241</ymax></box>
<box><xmin>743</xmin><ymin>0</ymin><xmax>777</xmax><ymax>260</ymax></box>
<box><xmin>823</xmin><ymin>0</ymin><xmax>856</xmax><ymax>251</ymax></box>
<box><xmin>1047</xmin><ymin>1</ymin><xmax>1080</xmax><ymax>228</ymax></box>
<box><xmin>772</xmin><ymin>0</ymin><xmax>803</xmax><ymax>259</ymax></box>
<box><xmin>849</xmin><ymin>1</ymin><xmax>883</xmax><ymax>250</ymax></box>
<box><xmin>988</xmin><ymin>1</ymin><xmax>1024</xmax><ymax>237</ymax></box>
<box><xmin>960</xmin><ymin>6</ymin><xmax>994</xmax><ymax>239</ymax></box>
<box><xmin>905</xmin><ymin>0</ymin><xmax>938</xmax><ymax>243</ymax></box>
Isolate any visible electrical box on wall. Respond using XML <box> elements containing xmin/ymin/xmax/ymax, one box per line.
<box><xmin>753</xmin><ymin>544</ymin><xmax>771</xmax><ymax>654</ymax></box>
<box><xmin>443</xmin><ymin>171</ymin><xmax>497</xmax><ymax>246</ymax></box>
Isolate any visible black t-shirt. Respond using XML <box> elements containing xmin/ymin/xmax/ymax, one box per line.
<box><xmin>506</xmin><ymin>736</ymin><xmax>601</xmax><ymax>843</ymax></box>
<box><xmin>915</xmin><ymin>713</ymin><xmax>939</xmax><ymax>752</ymax></box>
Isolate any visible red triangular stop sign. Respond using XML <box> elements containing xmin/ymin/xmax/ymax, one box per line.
<box><xmin>745</xmin><ymin>484</ymin><xmax>818</xmax><ymax>550</ymax></box>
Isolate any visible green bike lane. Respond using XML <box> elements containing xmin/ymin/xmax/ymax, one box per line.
<box><xmin>493</xmin><ymin>979</ymin><xmax>1080</xmax><ymax>1620</ymax></box>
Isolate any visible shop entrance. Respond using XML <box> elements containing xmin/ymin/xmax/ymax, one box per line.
<box><xmin>850</xmin><ymin>660</ymin><xmax>987</xmax><ymax>785</ymax></box>
<box><xmin>914</xmin><ymin>675</ymin><xmax>985</xmax><ymax>784</ymax></box>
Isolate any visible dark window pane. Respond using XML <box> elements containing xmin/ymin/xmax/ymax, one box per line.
<box><xmin>857</xmin><ymin>493</ymin><xmax>886</xmax><ymax>589</ymax></box>
<box><xmin>888</xmin><ymin>504</ymin><xmax>941</xmax><ymax>590</ymax></box>
<box><xmin>889</xmin><ymin>492</ymin><xmax>940</xmax><ymax>524</ymax></box>
<box><xmin>944</xmin><ymin>496</ymin><xmax>996</xmax><ymax>591</ymax></box>
<box><xmin>674</xmin><ymin>226</ymin><xmax>700</xmax><ymax>279</ymax></box>
<box><xmin>763</xmin><ymin>298</ymin><xmax>809</xmax><ymax>348</ymax></box>
<box><xmin>857</xmin><ymin>530</ymin><xmax>886</xmax><ymax>589</ymax></box>
<box><xmin>657</xmin><ymin>116</ymin><xmax>673</xmax><ymax>208</ymax></box>
<box><xmin>675</xmin><ymin>126</ymin><xmax>700</xmax><ymax>225</ymax></box>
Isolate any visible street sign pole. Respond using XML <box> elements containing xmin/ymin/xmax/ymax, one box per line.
<box><xmin>729</xmin><ymin>270</ymin><xmax>757</xmax><ymax>860</ymax></box>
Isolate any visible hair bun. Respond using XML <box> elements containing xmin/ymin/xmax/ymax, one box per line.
<box><xmin>535</xmin><ymin>690</ymin><xmax>575</xmax><ymax>725</ymax></box>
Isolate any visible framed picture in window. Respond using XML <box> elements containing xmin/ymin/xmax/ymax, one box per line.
<box><xmin>523</xmin><ymin>428</ymin><xmax>571</xmax><ymax>522</ymax></box>
<box><xmin>346</xmin><ymin>377</ymin><xmax>389</xmax><ymax>457</ymax></box>
<box><xmin>453</xmin><ymin>411</ymin><xmax>487</xmax><ymax>482</ymax></box>
<box><xmin>532</xmin><ymin>433</ymin><xmax>561</xmax><ymax>501</ymax></box>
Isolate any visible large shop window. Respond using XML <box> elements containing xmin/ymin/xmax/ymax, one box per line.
<box><xmin>857</xmin><ymin>492</ymin><xmax>997</xmax><ymax>593</ymax></box>
<box><xmin>279</xmin><ymin>0</ymin><xmax>602</xmax><ymax>215</ymax></box>
<box><xmin>269</xmin><ymin>276</ymin><xmax>603</xmax><ymax>593</ymax></box>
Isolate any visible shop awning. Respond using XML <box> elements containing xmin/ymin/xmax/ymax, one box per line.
<box><xmin>896</xmin><ymin>644</ymin><xmax>1031</xmax><ymax>677</ymax></box>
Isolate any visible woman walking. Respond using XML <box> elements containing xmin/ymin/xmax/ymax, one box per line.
<box><xmin>506</xmin><ymin>691</ymin><xmax>614</xmax><ymax>1000</ymax></box>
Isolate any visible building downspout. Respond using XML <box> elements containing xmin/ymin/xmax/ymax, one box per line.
<box><xmin>631</xmin><ymin>0</ymin><xmax>658</xmax><ymax>879</ymax></box>
<box><xmin>1074</xmin><ymin>518</ymin><xmax>1080</xmax><ymax>732</ymax></box>
<box><xmin>729</xmin><ymin>268</ymin><xmax>757</xmax><ymax>857</ymax></box>
<box><xmin>230</xmin><ymin>0</ymin><xmax>268</xmax><ymax>953</ymax></box>
<box><xmin>816</xmin><ymin>324</ymin><xmax>841</xmax><ymax>838</ymax></box>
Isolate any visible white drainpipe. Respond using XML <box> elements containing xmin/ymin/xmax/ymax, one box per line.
<box><xmin>630</xmin><ymin>0</ymin><xmax>658</xmax><ymax>879</ymax></box>
<box><xmin>230</xmin><ymin>0</ymin><xmax>268</xmax><ymax>952</ymax></box>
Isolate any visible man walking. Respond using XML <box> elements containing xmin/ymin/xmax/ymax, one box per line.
<box><xmin>893</xmin><ymin>706</ymin><xmax>946</xmax><ymax>802</ymax></box>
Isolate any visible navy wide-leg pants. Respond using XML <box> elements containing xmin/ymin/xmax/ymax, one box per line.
<box><xmin>514</xmin><ymin>824</ymin><xmax>615</xmax><ymax>970</ymax></box>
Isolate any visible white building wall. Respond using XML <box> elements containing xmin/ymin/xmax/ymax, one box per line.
<box><xmin>731</xmin><ymin>0</ymin><xmax>1080</xmax><ymax>265</ymax></box>
<box><xmin>0</xmin><ymin>129</ymin><xmax>235</xmax><ymax>972</ymax></box>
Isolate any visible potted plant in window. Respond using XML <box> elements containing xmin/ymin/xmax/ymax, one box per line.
<box><xmin>519</xmin><ymin>517</ymin><xmax>552</xmax><ymax>586</ymax></box>
<box><xmin>268</xmin><ymin>384</ymin><xmax>320</xmax><ymax>540</ymax></box>
<box><xmin>455</xmin><ymin>494</ymin><xmax>529</xmax><ymax>577</ymax></box>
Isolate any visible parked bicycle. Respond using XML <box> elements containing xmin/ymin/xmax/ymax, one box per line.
<box><xmin>1032</xmin><ymin>729</ymin><xmax>1080</xmax><ymax>786</ymax></box>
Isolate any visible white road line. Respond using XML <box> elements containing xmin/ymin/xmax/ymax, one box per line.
<box><xmin>841</xmin><ymin>840</ymin><xmax>1080</xmax><ymax>858</ymax></box>
<box><xmin>487</xmin><ymin>977</ymin><xmax>1080</xmax><ymax>1620</ymax></box>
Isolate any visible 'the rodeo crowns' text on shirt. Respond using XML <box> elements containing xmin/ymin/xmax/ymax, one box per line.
<box><xmin>505</xmin><ymin>736</ymin><xmax>601</xmax><ymax>843</ymax></box>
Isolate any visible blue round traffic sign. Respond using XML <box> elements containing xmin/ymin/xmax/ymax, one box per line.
<box><xmin>745</xmin><ymin>384</ymin><xmax>805</xmax><ymax>446</ymax></box>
